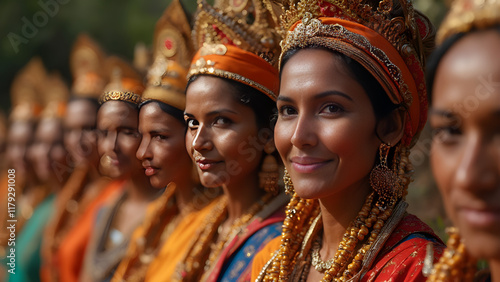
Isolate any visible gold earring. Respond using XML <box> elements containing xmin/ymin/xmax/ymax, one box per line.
<box><xmin>259</xmin><ymin>143</ymin><xmax>279</xmax><ymax>195</ymax></box>
<box><xmin>369</xmin><ymin>143</ymin><xmax>398</xmax><ymax>207</ymax></box>
<box><xmin>283</xmin><ymin>168</ymin><xmax>294</xmax><ymax>195</ymax></box>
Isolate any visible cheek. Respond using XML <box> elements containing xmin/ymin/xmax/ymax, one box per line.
<box><xmin>119</xmin><ymin>137</ymin><xmax>142</xmax><ymax>159</ymax></box>
<box><xmin>275</xmin><ymin>120</ymin><xmax>292</xmax><ymax>161</ymax></box>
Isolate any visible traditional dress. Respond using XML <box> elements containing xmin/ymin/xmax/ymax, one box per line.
<box><xmin>251</xmin><ymin>0</ymin><xmax>443</xmax><ymax>281</ymax></box>
<box><xmin>49</xmin><ymin>181</ymin><xmax>123</xmax><ymax>281</ymax></box>
<box><xmin>171</xmin><ymin>1</ymin><xmax>287</xmax><ymax>280</ymax></box>
<box><xmin>253</xmin><ymin>213</ymin><xmax>444</xmax><ymax>281</ymax></box>
<box><xmin>7</xmin><ymin>194</ymin><xmax>55</xmax><ymax>282</ymax></box>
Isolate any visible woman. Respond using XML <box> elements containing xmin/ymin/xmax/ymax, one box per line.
<box><xmin>10</xmin><ymin>72</ymin><xmax>70</xmax><ymax>282</ymax></box>
<box><xmin>40</xmin><ymin>34</ymin><xmax>117</xmax><ymax>282</ymax></box>
<box><xmin>111</xmin><ymin>1</ymin><xmax>220</xmax><ymax>280</ymax></box>
<box><xmin>80</xmin><ymin>57</ymin><xmax>158</xmax><ymax>282</ymax></box>
<box><xmin>252</xmin><ymin>0</ymin><xmax>445</xmax><ymax>281</ymax></box>
<box><xmin>175</xmin><ymin>0</ymin><xmax>289</xmax><ymax>281</ymax></box>
<box><xmin>426</xmin><ymin>0</ymin><xmax>500</xmax><ymax>280</ymax></box>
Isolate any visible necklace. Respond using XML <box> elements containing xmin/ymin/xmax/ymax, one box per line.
<box><xmin>311</xmin><ymin>238</ymin><xmax>334</xmax><ymax>272</ymax></box>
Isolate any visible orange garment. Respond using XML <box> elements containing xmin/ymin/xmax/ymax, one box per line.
<box><xmin>42</xmin><ymin>179</ymin><xmax>123</xmax><ymax>282</ymax></box>
<box><xmin>40</xmin><ymin>165</ymin><xmax>110</xmax><ymax>281</ymax></box>
<box><xmin>143</xmin><ymin>198</ymin><xmax>222</xmax><ymax>281</ymax></box>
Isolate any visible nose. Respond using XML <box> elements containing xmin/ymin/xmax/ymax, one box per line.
<box><xmin>290</xmin><ymin>112</ymin><xmax>317</xmax><ymax>149</ymax></box>
<box><xmin>101</xmin><ymin>131</ymin><xmax>118</xmax><ymax>154</ymax></box>
<box><xmin>455</xmin><ymin>134</ymin><xmax>498</xmax><ymax>193</ymax></box>
<box><xmin>136</xmin><ymin>136</ymin><xmax>152</xmax><ymax>161</ymax></box>
<box><xmin>191</xmin><ymin>124</ymin><xmax>212</xmax><ymax>152</ymax></box>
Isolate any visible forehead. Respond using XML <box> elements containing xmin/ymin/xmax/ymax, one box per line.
<box><xmin>97</xmin><ymin>101</ymin><xmax>138</xmax><ymax>127</ymax></box>
<box><xmin>279</xmin><ymin>48</ymin><xmax>367</xmax><ymax>102</ymax></box>
<box><xmin>139</xmin><ymin>102</ymin><xmax>183</xmax><ymax>128</ymax></box>
<box><xmin>433</xmin><ymin>30</ymin><xmax>500</xmax><ymax>107</ymax></box>
<box><xmin>185</xmin><ymin>76</ymin><xmax>240</xmax><ymax>113</ymax></box>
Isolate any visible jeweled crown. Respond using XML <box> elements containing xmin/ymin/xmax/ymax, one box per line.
<box><xmin>437</xmin><ymin>0</ymin><xmax>500</xmax><ymax>44</ymax></box>
<box><xmin>278</xmin><ymin>0</ymin><xmax>434</xmax><ymax>67</ymax></box>
<box><xmin>192</xmin><ymin>0</ymin><xmax>281</xmax><ymax>66</ymax></box>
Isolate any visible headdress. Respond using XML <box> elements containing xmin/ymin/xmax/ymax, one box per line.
<box><xmin>141</xmin><ymin>0</ymin><xmax>195</xmax><ymax>111</ymax></box>
<box><xmin>99</xmin><ymin>56</ymin><xmax>144</xmax><ymax>105</ymax></box>
<box><xmin>40</xmin><ymin>72</ymin><xmax>69</xmax><ymax>119</ymax></box>
<box><xmin>277</xmin><ymin>0</ymin><xmax>435</xmax><ymax>146</ymax></box>
<box><xmin>9</xmin><ymin>57</ymin><xmax>45</xmax><ymax>122</ymax></box>
<box><xmin>188</xmin><ymin>0</ymin><xmax>282</xmax><ymax>101</ymax></box>
<box><xmin>437</xmin><ymin>0</ymin><xmax>500</xmax><ymax>43</ymax></box>
<box><xmin>70</xmin><ymin>34</ymin><xmax>107</xmax><ymax>99</ymax></box>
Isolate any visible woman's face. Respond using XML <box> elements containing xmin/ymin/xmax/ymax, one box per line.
<box><xmin>430</xmin><ymin>30</ymin><xmax>500</xmax><ymax>260</ymax></box>
<box><xmin>136</xmin><ymin>102</ymin><xmax>193</xmax><ymax>188</ymax></box>
<box><xmin>97</xmin><ymin>101</ymin><xmax>142</xmax><ymax>179</ymax></box>
<box><xmin>29</xmin><ymin>118</ymin><xmax>68</xmax><ymax>184</ymax></box>
<box><xmin>6</xmin><ymin>121</ymin><xmax>34</xmax><ymax>179</ymax></box>
<box><xmin>276</xmin><ymin>49</ymin><xmax>380</xmax><ymax>200</ymax></box>
<box><xmin>185</xmin><ymin>76</ymin><xmax>266</xmax><ymax>188</ymax></box>
<box><xmin>64</xmin><ymin>99</ymin><xmax>99</xmax><ymax>166</ymax></box>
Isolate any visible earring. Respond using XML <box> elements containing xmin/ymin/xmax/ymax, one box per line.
<box><xmin>370</xmin><ymin>143</ymin><xmax>398</xmax><ymax>207</ymax></box>
<box><xmin>259</xmin><ymin>143</ymin><xmax>279</xmax><ymax>195</ymax></box>
<box><xmin>283</xmin><ymin>168</ymin><xmax>294</xmax><ymax>195</ymax></box>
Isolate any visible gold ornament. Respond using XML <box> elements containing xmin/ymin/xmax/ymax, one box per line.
<box><xmin>259</xmin><ymin>143</ymin><xmax>280</xmax><ymax>195</ymax></box>
<box><xmin>370</xmin><ymin>143</ymin><xmax>399</xmax><ymax>208</ymax></box>
<box><xmin>426</xmin><ymin>227</ymin><xmax>477</xmax><ymax>281</ymax></box>
<box><xmin>283</xmin><ymin>168</ymin><xmax>295</xmax><ymax>195</ymax></box>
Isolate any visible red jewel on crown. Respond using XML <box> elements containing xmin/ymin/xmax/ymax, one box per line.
<box><xmin>165</xmin><ymin>39</ymin><xmax>173</xmax><ymax>50</ymax></box>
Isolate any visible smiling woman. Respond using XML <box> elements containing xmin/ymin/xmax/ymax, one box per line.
<box><xmin>172</xmin><ymin>1</ymin><xmax>289</xmax><ymax>281</ymax></box>
<box><xmin>252</xmin><ymin>0</ymin><xmax>446</xmax><ymax>281</ymax></box>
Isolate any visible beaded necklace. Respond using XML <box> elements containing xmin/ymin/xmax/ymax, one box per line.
<box><xmin>426</xmin><ymin>227</ymin><xmax>477</xmax><ymax>281</ymax></box>
<box><xmin>174</xmin><ymin>192</ymin><xmax>274</xmax><ymax>281</ymax></box>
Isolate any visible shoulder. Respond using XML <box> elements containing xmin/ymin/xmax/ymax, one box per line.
<box><xmin>362</xmin><ymin>214</ymin><xmax>445</xmax><ymax>282</ymax></box>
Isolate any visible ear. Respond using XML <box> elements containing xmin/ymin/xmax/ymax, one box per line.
<box><xmin>376</xmin><ymin>108</ymin><xmax>406</xmax><ymax>145</ymax></box>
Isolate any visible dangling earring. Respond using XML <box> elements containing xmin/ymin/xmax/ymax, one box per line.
<box><xmin>259</xmin><ymin>143</ymin><xmax>279</xmax><ymax>195</ymax></box>
<box><xmin>370</xmin><ymin>143</ymin><xmax>398</xmax><ymax>207</ymax></box>
<box><xmin>283</xmin><ymin>168</ymin><xmax>294</xmax><ymax>195</ymax></box>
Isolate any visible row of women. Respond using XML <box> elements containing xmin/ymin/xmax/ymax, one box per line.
<box><xmin>1</xmin><ymin>0</ymin><xmax>499</xmax><ymax>280</ymax></box>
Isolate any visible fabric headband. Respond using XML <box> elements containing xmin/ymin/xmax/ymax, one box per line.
<box><xmin>188</xmin><ymin>44</ymin><xmax>279</xmax><ymax>102</ymax></box>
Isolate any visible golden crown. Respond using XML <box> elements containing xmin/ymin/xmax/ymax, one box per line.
<box><xmin>278</xmin><ymin>0</ymin><xmax>434</xmax><ymax>68</ymax></box>
<box><xmin>192</xmin><ymin>0</ymin><xmax>281</xmax><ymax>66</ymax></box>
<box><xmin>437</xmin><ymin>0</ymin><xmax>500</xmax><ymax>44</ymax></box>
<box><xmin>142</xmin><ymin>0</ymin><xmax>194</xmax><ymax>110</ymax></box>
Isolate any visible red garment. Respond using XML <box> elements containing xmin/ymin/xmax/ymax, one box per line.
<box><xmin>362</xmin><ymin>214</ymin><xmax>445</xmax><ymax>281</ymax></box>
<box><xmin>252</xmin><ymin>213</ymin><xmax>445</xmax><ymax>282</ymax></box>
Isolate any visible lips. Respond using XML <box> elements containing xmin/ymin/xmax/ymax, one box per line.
<box><xmin>290</xmin><ymin>156</ymin><xmax>332</xmax><ymax>173</ymax></box>
<box><xmin>195</xmin><ymin>158</ymin><xmax>222</xmax><ymax>170</ymax></box>
<box><xmin>459</xmin><ymin>206</ymin><xmax>500</xmax><ymax>229</ymax></box>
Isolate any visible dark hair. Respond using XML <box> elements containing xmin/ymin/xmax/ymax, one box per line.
<box><xmin>280</xmin><ymin>47</ymin><xmax>399</xmax><ymax>120</ymax></box>
<box><xmin>139</xmin><ymin>99</ymin><xmax>185</xmax><ymax>124</ymax></box>
<box><xmin>426</xmin><ymin>25</ymin><xmax>500</xmax><ymax>104</ymax></box>
<box><xmin>187</xmin><ymin>75</ymin><xmax>277</xmax><ymax>130</ymax></box>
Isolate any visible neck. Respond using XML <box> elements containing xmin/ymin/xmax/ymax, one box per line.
<box><xmin>318</xmin><ymin>176</ymin><xmax>372</xmax><ymax>258</ymax></box>
<box><xmin>222</xmin><ymin>172</ymin><xmax>265</xmax><ymax>224</ymax></box>
<box><xmin>124</xmin><ymin>171</ymin><xmax>157</xmax><ymax>203</ymax></box>
<box><xmin>491</xmin><ymin>259</ymin><xmax>500</xmax><ymax>282</ymax></box>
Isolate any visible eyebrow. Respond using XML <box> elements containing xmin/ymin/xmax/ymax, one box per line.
<box><xmin>184</xmin><ymin>108</ymin><xmax>239</xmax><ymax>118</ymax></box>
<box><xmin>429</xmin><ymin>108</ymin><xmax>455</xmax><ymax>118</ymax></box>
<box><xmin>278</xmin><ymin>90</ymin><xmax>354</xmax><ymax>102</ymax></box>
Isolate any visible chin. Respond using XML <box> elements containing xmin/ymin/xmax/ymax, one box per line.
<box><xmin>199</xmin><ymin>172</ymin><xmax>226</xmax><ymax>188</ymax></box>
<box><xmin>292</xmin><ymin>178</ymin><xmax>333</xmax><ymax>200</ymax></box>
<box><xmin>461</xmin><ymin>228</ymin><xmax>500</xmax><ymax>261</ymax></box>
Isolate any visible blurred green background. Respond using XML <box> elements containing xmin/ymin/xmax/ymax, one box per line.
<box><xmin>0</xmin><ymin>0</ymin><xmax>450</xmax><ymax>235</ymax></box>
